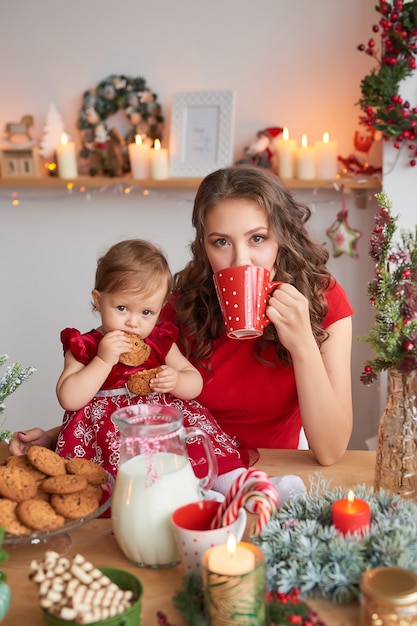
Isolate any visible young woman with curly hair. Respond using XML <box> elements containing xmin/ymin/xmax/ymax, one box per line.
<box><xmin>160</xmin><ymin>165</ymin><xmax>353</xmax><ymax>467</ymax></box>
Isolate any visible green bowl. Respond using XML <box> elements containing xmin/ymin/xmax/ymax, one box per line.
<box><xmin>42</xmin><ymin>567</ymin><xmax>143</xmax><ymax>626</ymax></box>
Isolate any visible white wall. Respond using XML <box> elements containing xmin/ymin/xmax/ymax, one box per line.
<box><xmin>0</xmin><ymin>0</ymin><xmax>377</xmax><ymax>160</ymax></box>
<box><xmin>0</xmin><ymin>0</ymin><xmax>398</xmax><ymax>448</ymax></box>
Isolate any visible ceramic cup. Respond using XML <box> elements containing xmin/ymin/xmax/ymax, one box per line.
<box><xmin>171</xmin><ymin>500</ymin><xmax>247</xmax><ymax>573</ymax></box>
<box><xmin>213</xmin><ymin>265</ymin><xmax>281</xmax><ymax>339</ymax></box>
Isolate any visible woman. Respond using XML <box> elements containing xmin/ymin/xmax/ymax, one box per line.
<box><xmin>160</xmin><ymin>165</ymin><xmax>353</xmax><ymax>466</ymax></box>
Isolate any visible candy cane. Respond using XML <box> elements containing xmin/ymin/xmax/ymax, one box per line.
<box><xmin>210</xmin><ymin>469</ymin><xmax>272</xmax><ymax>525</ymax></box>
<box><xmin>209</xmin><ymin>469</ymin><xmax>279</xmax><ymax>535</ymax></box>
<box><xmin>211</xmin><ymin>468</ymin><xmax>271</xmax><ymax>525</ymax></box>
<box><xmin>219</xmin><ymin>484</ymin><xmax>278</xmax><ymax>534</ymax></box>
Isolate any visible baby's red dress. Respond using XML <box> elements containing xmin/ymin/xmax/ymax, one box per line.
<box><xmin>55</xmin><ymin>321</ymin><xmax>244</xmax><ymax>479</ymax></box>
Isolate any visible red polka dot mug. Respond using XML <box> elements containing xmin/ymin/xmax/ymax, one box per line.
<box><xmin>213</xmin><ymin>265</ymin><xmax>281</xmax><ymax>339</ymax></box>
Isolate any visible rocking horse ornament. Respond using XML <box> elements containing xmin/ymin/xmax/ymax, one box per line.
<box><xmin>2</xmin><ymin>114</ymin><xmax>36</xmax><ymax>148</ymax></box>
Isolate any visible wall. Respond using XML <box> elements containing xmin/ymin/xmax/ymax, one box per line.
<box><xmin>0</xmin><ymin>0</ymin><xmax>377</xmax><ymax>160</ymax></box>
<box><xmin>0</xmin><ymin>0</ymin><xmax>391</xmax><ymax>448</ymax></box>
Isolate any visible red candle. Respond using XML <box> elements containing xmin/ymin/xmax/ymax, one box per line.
<box><xmin>331</xmin><ymin>490</ymin><xmax>371</xmax><ymax>535</ymax></box>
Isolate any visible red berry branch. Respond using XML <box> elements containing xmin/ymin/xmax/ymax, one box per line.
<box><xmin>357</xmin><ymin>0</ymin><xmax>417</xmax><ymax>166</ymax></box>
<box><xmin>360</xmin><ymin>191</ymin><xmax>417</xmax><ymax>385</ymax></box>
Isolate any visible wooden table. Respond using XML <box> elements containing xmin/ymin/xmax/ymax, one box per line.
<box><xmin>2</xmin><ymin>449</ymin><xmax>376</xmax><ymax>626</ymax></box>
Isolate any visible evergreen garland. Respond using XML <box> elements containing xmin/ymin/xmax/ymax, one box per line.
<box><xmin>359</xmin><ymin>191</ymin><xmax>417</xmax><ymax>384</ymax></box>
<box><xmin>253</xmin><ymin>476</ymin><xmax>417</xmax><ymax>604</ymax></box>
<box><xmin>0</xmin><ymin>353</ymin><xmax>36</xmax><ymax>442</ymax></box>
<box><xmin>357</xmin><ymin>0</ymin><xmax>417</xmax><ymax>166</ymax></box>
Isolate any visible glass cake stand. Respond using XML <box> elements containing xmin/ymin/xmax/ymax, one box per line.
<box><xmin>3</xmin><ymin>476</ymin><xmax>113</xmax><ymax>568</ymax></box>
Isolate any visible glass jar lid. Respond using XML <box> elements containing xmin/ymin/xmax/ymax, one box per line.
<box><xmin>360</xmin><ymin>567</ymin><xmax>417</xmax><ymax>606</ymax></box>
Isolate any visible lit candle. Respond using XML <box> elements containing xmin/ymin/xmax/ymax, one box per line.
<box><xmin>128</xmin><ymin>135</ymin><xmax>150</xmax><ymax>179</ymax></box>
<box><xmin>56</xmin><ymin>133</ymin><xmax>78</xmax><ymax>179</ymax></box>
<box><xmin>332</xmin><ymin>490</ymin><xmax>371</xmax><ymax>535</ymax></box>
<box><xmin>206</xmin><ymin>534</ymin><xmax>256</xmax><ymax>576</ymax></box>
<box><xmin>315</xmin><ymin>132</ymin><xmax>338</xmax><ymax>180</ymax></box>
<box><xmin>274</xmin><ymin>127</ymin><xmax>296</xmax><ymax>179</ymax></box>
<box><xmin>295</xmin><ymin>134</ymin><xmax>316</xmax><ymax>180</ymax></box>
<box><xmin>150</xmin><ymin>138</ymin><xmax>169</xmax><ymax>180</ymax></box>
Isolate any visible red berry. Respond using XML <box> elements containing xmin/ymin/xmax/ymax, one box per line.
<box><xmin>404</xmin><ymin>341</ymin><xmax>414</xmax><ymax>351</ymax></box>
<box><xmin>365</xmin><ymin>365</ymin><xmax>373</xmax><ymax>373</ymax></box>
<box><xmin>410</xmin><ymin>159</ymin><xmax>417</xmax><ymax>167</ymax></box>
<box><xmin>402</xmin><ymin>269</ymin><xmax>411</xmax><ymax>278</ymax></box>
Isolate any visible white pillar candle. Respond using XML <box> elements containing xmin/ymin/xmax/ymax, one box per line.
<box><xmin>206</xmin><ymin>535</ymin><xmax>255</xmax><ymax>576</ymax></box>
<box><xmin>315</xmin><ymin>132</ymin><xmax>338</xmax><ymax>180</ymax></box>
<box><xmin>128</xmin><ymin>135</ymin><xmax>150</xmax><ymax>179</ymax></box>
<box><xmin>150</xmin><ymin>139</ymin><xmax>169</xmax><ymax>180</ymax></box>
<box><xmin>295</xmin><ymin>134</ymin><xmax>316</xmax><ymax>180</ymax></box>
<box><xmin>56</xmin><ymin>133</ymin><xmax>78</xmax><ymax>179</ymax></box>
<box><xmin>274</xmin><ymin>127</ymin><xmax>296</xmax><ymax>179</ymax></box>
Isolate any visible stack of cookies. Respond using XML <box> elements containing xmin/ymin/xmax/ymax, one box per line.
<box><xmin>30</xmin><ymin>551</ymin><xmax>136</xmax><ymax>623</ymax></box>
<box><xmin>0</xmin><ymin>446</ymin><xmax>109</xmax><ymax>535</ymax></box>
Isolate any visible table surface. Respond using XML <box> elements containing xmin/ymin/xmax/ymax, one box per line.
<box><xmin>1</xmin><ymin>449</ymin><xmax>376</xmax><ymax>626</ymax></box>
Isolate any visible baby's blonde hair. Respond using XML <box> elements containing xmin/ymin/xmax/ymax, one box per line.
<box><xmin>94</xmin><ymin>239</ymin><xmax>173</xmax><ymax>300</ymax></box>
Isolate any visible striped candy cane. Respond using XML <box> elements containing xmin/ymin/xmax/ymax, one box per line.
<box><xmin>218</xmin><ymin>483</ymin><xmax>278</xmax><ymax>534</ymax></box>
<box><xmin>209</xmin><ymin>469</ymin><xmax>279</xmax><ymax>535</ymax></box>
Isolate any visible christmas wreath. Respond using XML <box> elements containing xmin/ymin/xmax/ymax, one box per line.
<box><xmin>77</xmin><ymin>74</ymin><xmax>164</xmax><ymax>157</ymax></box>
<box><xmin>357</xmin><ymin>0</ymin><xmax>417</xmax><ymax>166</ymax></box>
<box><xmin>253</xmin><ymin>477</ymin><xmax>417</xmax><ymax>604</ymax></box>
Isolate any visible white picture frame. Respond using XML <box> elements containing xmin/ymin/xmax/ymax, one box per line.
<box><xmin>169</xmin><ymin>90</ymin><xmax>235</xmax><ymax>178</ymax></box>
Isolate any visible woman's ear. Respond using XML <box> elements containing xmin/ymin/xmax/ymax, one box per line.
<box><xmin>91</xmin><ymin>289</ymin><xmax>101</xmax><ymax>311</ymax></box>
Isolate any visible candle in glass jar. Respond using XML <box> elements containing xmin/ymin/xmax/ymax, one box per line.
<box><xmin>332</xmin><ymin>490</ymin><xmax>371</xmax><ymax>535</ymax></box>
<box><xmin>128</xmin><ymin>135</ymin><xmax>150</xmax><ymax>179</ymax></box>
<box><xmin>56</xmin><ymin>133</ymin><xmax>78</xmax><ymax>179</ymax></box>
<box><xmin>150</xmin><ymin>139</ymin><xmax>169</xmax><ymax>180</ymax></box>
<box><xmin>275</xmin><ymin>127</ymin><xmax>296</xmax><ymax>179</ymax></box>
<box><xmin>206</xmin><ymin>534</ymin><xmax>256</xmax><ymax>576</ymax></box>
<box><xmin>295</xmin><ymin>134</ymin><xmax>316</xmax><ymax>180</ymax></box>
<box><xmin>315</xmin><ymin>132</ymin><xmax>338</xmax><ymax>180</ymax></box>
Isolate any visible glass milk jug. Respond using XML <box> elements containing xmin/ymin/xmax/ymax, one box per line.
<box><xmin>111</xmin><ymin>404</ymin><xmax>218</xmax><ymax>568</ymax></box>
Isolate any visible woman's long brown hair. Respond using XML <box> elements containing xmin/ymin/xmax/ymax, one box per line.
<box><xmin>173</xmin><ymin>165</ymin><xmax>332</xmax><ymax>366</ymax></box>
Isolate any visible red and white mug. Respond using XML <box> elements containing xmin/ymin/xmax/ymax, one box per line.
<box><xmin>213</xmin><ymin>265</ymin><xmax>281</xmax><ymax>339</ymax></box>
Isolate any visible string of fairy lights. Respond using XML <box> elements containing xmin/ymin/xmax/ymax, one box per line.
<box><xmin>0</xmin><ymin>178</ymin><xmax>378</xmax><ymax>210</ymax></box>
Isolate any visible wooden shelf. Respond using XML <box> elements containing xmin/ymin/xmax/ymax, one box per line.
<box><xmin>0</xmin><ymin>174</ymin><xmax>382</xmax><ymax>191</ymax></box>
<box><xmin>0</xmin><ymin>176</ymin><xmax>202</xmax><ymax>189</ymax></box>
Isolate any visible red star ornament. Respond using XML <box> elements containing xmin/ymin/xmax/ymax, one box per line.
<box><xmin>326</xmin><ymin>208</ymin><xmax>362</xmax><ymax>258</ymax></box>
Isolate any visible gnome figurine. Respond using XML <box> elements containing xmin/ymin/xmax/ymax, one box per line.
<box><xmin>236</xmin><ymin>126</ymin><xmax>283</xmax><ymax>169</ymax></box>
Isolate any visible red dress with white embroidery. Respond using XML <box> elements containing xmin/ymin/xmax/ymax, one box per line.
<box><xmin>55</xmin><ymin>322</ymin><xmax>243</xmax><ymax>478</ymax></box>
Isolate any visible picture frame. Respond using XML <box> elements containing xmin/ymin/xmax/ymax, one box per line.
<box><xmin>169</xmin><ymin>90</ymin><xmax>235</xmax><ymax>178</ymax></box>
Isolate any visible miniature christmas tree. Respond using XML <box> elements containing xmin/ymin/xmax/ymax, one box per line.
<box><xmin>39</xmin><ymin>102</ymin><xmax>65</xmax><ymax>159</ymax></box>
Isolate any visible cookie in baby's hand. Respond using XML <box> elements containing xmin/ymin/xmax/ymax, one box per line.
<box><xmin>127</xmin><ymin>367</ymin><xmax>163</xmax><ymax>395</ymax></box>
<box><xmin>119</xmin><ymin>333</ymin><xmax>151</xmax><ymax>366</ymax></box>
